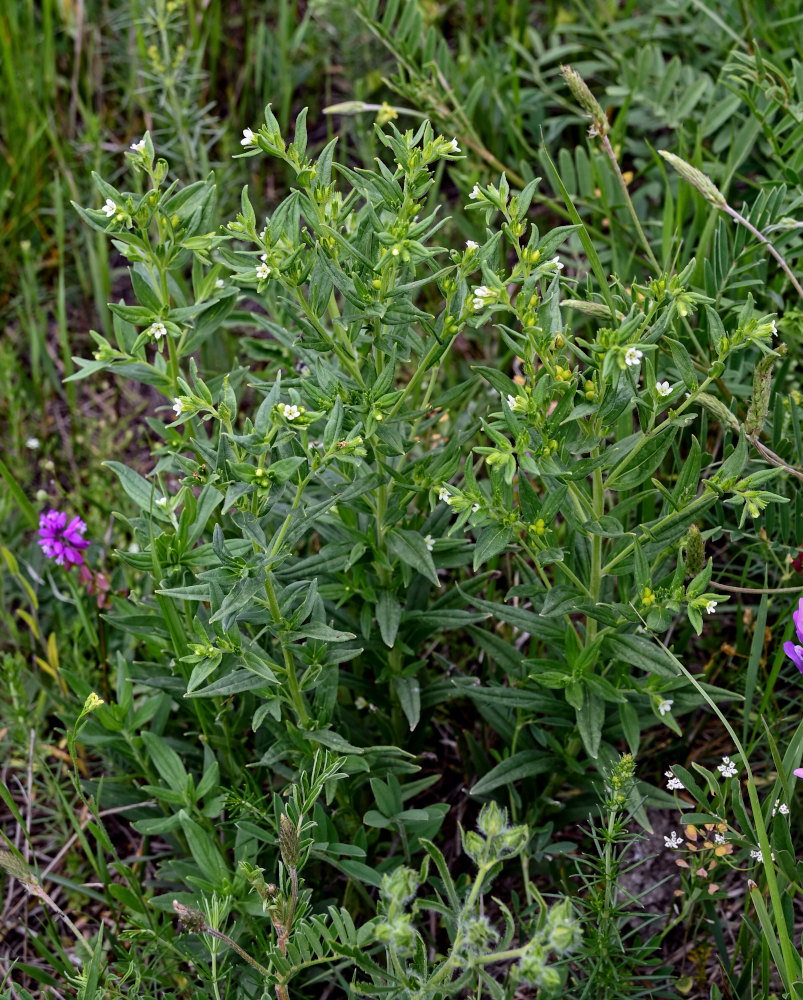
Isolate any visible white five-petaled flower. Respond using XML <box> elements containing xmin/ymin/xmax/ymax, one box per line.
<box><xmin>156</xmin><ymin>496</ymin><xmax>168</xmax><ymax>506</ymax></box>
<box><xmin>664</xmin><ymin>831</ymin><xmax>683</xmax><ymax>849</ymax></box>
<box><xmin>469</xmin><ymin>184</ymin><xmax>481</xmax><ymax>199</ymax></box>
<box><xmin>438</xmin><ymin>486</ymin><xmax>452</xmax><ymax>504</ymax></box>
<box><xmin>256</xmin><ymin>262</ymin><xmax>271</xmax><ymax>280</ymax></box>
<box><xmin>717</xmin><ymin>756</ymin><xmax>738</xmax><ymax>778</ymax></box>
<box><xmin>772</xmin><ymin>799</ymin><xmax>789</xmax><ymax>817</ymax></box>
<box><xmin>658</xmin><ymin>699</ymin><xmax>673</xmax><ymax>716</ymax></box>
<box><xmin>705</xmin><ymin>600</ymin><xmax>717</xmax><ymax>614</ymax></box>
<box><xmin>424</xmin><ymin>534</ymin><xmax>435</xmax><ymax>552</ymax></box>
<box><xmin>465</xmin><ymin>240</ymin><xmax>479</xmax><ymax>250</ymax></box>
<box><xmin>149</xmin><ymin>322</ymin><xmax>167</xmax><ymax>340</ymax></box>
<box><xmin>665</xmin><ymin>769</ymin><xmax>684</xmax><ymax>791</ymax></box>
<box><xmin>101</xmin><ymin>198</ymin><xmax>117</xmax><ymax>218</ymax></box>
<box><xmin>279</xmin><ymin>403</ymin><xmax>300</xmax><ymax>421</ymax></box>
<box><xmin>656</xmin><ymin>380</ymin><xmax>672</xmax><ymax>397</ymax></box>
<box><xmin>172</xmin><ymin>398</ymin><xmax>183</xmax><ymax>416</ymax></box>
<box><xmin>241</xmin><ymin>128</ymin><xmax>256</xmax><ymax>146</ymax></box>
<box><xmin>549</xmin><ymin>256</ymin><xmax>564</xmax><ymax>270</ymax></box>
<box><xmin>215</xmin><ymin>278</ymin><xmax>225</xmax><ymax>288</ymax></box>
<box><xmin>25</xmin><ymin>437</ymin><xmax>40</xmax><ymax>450</ymax></box>
<box><xmin>624</xmin><ymin>346</ymin><xmax>643</xmax><ymax>367</ymax></box>
<box><xmin>130</xmin><ymin>138</ymin><xmax>146</xmax><ymax>153</ymax></box>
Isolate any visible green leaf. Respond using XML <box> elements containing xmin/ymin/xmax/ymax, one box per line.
<box><xmin>376</xmin><ymin>590</ymin><xmax>402</xmax><ymax>647</ymax></box>
<box><xmin>141</xmin><ymin>732</ymin><xmax>188</xmax><ymax>795</ymax></box>
<box><xmin>387</xmin><ymin>528</ymin><xmax>440</xmax><ymax>586</ymax></box>
<box><xmin>472</xmin><ymin>525</ymin><xmax>514</xmax><ymax>571</ymax></box>
<box><xmin>471</xmin><ymin>751</ymin><xmax>554</xmax><ymax>796</ymax></box>
<box><xmin>179</xmin><ymin>812</ymin><xmax>229</xmax><ymax>886</ymax></box>
<box><xmin>392</xmin><ymin>675</ymin><xmax>421</xmax><ymax>731</ymax></box>
<box><xmin>104</xmin><ymin>462</ymin><xmax>171</xmax><ymax>521</ymax></box>
<box><xmin>603</xmin><ymin>632</ymin><xmax>680</xmax><ymax>678</ymax></box>
<box><xmin>576</xmin><ymin>683</ymin><xmax>604</xmax><ymax>759</ymax></box>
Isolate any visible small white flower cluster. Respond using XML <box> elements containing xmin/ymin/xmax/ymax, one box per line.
<box><xmin>438</xmin><ymin>486</ymin><xmax>452</xmax><ymax>505</ymax></box>
<box><xmin>714</xmin><ymin>832</ymin><xmax>726</xmax><ymax>845</ymax></box>
<box><xmin>440</xmin><ymin>137</ymin><xmax>460</xmax><ymax>155</ymax></box>
<box><xmin>215</xmin><ymin>278</ymin><xmax>225</xmax><ymax>289</ymax></box>
<box><xmin>657</xmin><ymin>699</ymin><xmax>673</xmax><ymax>716</ymax></box>
<box><xmin>665</xmin><ymin>769</ymin><xmax>684</xmax><ymax>791</ymax></box>
<box><xmin>656</xmin><ymin>380</ymin><xmax>673</xmax><ymax>397</ymax></box>
<box><xmin>543</xmin><ymin>256</ymin><xmax>564</xmax><ymax>273</ymax></box>
<box><xmin>624</xmin><ymin>346</ymin><xmax>643</xmax><ymax>367</ymax></box>
<box><xmin>438</xmin><ymin>486</ymin><xmax>480</xmax><ymax>513</ymax></box>
<box><xmin>25</xmin><ymin>437</ymin><xmax>40</xmax><ymax>450</ymax></box>
<box><xmin>772</xmin><ymin>799</ymin><xmax>790</xmax><ymax>817</ymax></box>
<box><xmin>506</xmin><ymin>393</ymin><xmax>521</xmax><ymax>412</ymax></box>
<box><xmin>472</xmin><ymin>285</ymin><xmax>496</xmax><ymax>311</ymax></box>
<box><xmin>256</xmin><ymin>254</ymin><xmax>271</xmax><ymax>280</ymax></box>
<box><xmin>717</xmin><ymin>755</ymin><xmax>738</xmax><ymax>778</ymax></box>
<box><xmin>278</xmin><ymin>402</ymin><xmax>301</xmax><ymax>421</ymax></box>
<box><xmin>664</xmin><ymin>831</ymin><xmax>683</xmax><ymax>849</ymax></box>
<box><xmin>750</xmin><ymin>847</ymin><xmax>775</xmax><ymax>863</ymax></box>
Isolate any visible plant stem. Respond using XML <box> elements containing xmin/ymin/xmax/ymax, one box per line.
<box><xmin>601</xmin><ymin>135</ymin><xmax>661</xmax><ymax>274</ymax></box>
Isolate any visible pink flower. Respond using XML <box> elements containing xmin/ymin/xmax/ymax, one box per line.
<box><xmin>795</xmin><ymin>768</ymin><xmax>803</xmax><ymax>779</ymax></box>
<box><xmin>783</xmin><ymin>597</ymin><xmax>803</xmax><ymax>673</ymax></box>
<box><xmin>38</xmin><ymin>510</ymin><xmax>90</xmax><ymax>567</ymax></box>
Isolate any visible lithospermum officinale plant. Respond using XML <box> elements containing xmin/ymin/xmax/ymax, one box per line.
<box><xmin>69</xmin><ymin>105</ymin><xmax>792</xmax><ymax>993</ymax></box>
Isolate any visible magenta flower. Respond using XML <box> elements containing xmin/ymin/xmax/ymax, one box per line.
<box><xmin>783</xmin><ymin>597</ymin><xmax>803</xmax><ymax>673</ymax></box>
<box><xmin>38</xmin><ymin>510</ymin><xmax>90</xmax><ymax>567</ymax></box>
<box><xmin>796</xmin><ymin>769</ymin><xmax>803</xmax><ymax>779</ymax></box>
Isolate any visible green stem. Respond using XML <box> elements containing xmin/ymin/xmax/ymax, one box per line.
<box><xmin>264</xmin><ymin>573</ymin><xmax>309</xmax><ymax>726</ymax></box>
<box><xmin>587</xmin><ymin>465</ymin><xmax>604</xmax><ymax>641</ymax></box>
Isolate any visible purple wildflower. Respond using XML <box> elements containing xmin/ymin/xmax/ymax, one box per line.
<box><xmin>38</xmin><ymin>510</ymin><xmax>90</xmax><ymax>567</ymax></box>
<box><xmin>783</xmin><ymin>597</ymin><xmax>803</xmax><ymax>673</ymax></box>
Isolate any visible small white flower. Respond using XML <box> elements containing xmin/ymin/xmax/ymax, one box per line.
<box><xmin>665</xmin><ymin>769</ymin><xmax>684</xmax><ymax>791</ymax></box>
<box><xmin>717</xmin><ymin>756</ymin><xmax>738</xmax><ymax>778</ymax></box>
<box><xmin>770</xmin><ymin>319</ymin><xmax>777</xmax><ymax>336</ymax></box>
<box><xmin>279</xmin><ymin>403</ymin><xmax>300</xmax><ymax>421</ymax></box>
<box><xmin>445</xmin><ymin>137</ymin><xmax>460</xmax><ymax>152</ymax></box>
<box><xmin>215</xmin><ymin>278</ymin><xmax>225</xmax><ymax>288</ymax></box>
<box><xmin>256</xmin><ymin>262</ymin><xmax>271</xmax><ymax>280</ymax></box>
<box><xmin>259</xmin><ymin>226</ymin><xmax>268</xmax><ymax>239</ymax></box>
<box><xmin>658</xmin><ymin>699</ymin><xmax>673</xmax><ymax>716</ymax></box>
<box><xmin>25</xmin><ymin>437</ymin><xmax>40</xmax><ymax>450</ymax></box>
<box><xmin>664</xmin><ymin>831</ymin><xmax>683</xmax><ymax>849</ymax></box>
<box><xmin>172</xmin><ymin>398</ymin><xmax>183</xmax><ymax>416</ymax></box>
<box><xmin>130</xmin><ymin>138</ymin><xmax>146</xmax><ymax>153</ymax></box>
<box><xmin>772</xmin><ymin>799</ymin><xmax>789</xmax><ymax>817</ymax></box>
<box><xmin>465</xmin><ymin>240</ymin><xmax>479</xmax><ymax>250</ymax></box>
<box><xmin>469</xmin><ymin>184</ymin><xmax>481</xmax><ymax>200</ymax></box>
<box><xmin>424</xmin><ymin>534</ymin><xmax>435</xmax><ymax>551</ymax></box>
<box><xmin>156</xmin><ymin>496</ymin><xmax>168</xmax><ymax>507</ymax></box>
<box><xmin>750</xmin><ymin>847</ymin><xmax>773</xmax><ymax>862</ymax></box>
<box><xmin>101</xmin><ymin>198</ymin><xmax>117</xmax><ymax>218</ymax></box>
<box><xmin>259</xmin><ymin>253</ymin><xmax>268</xmax><ymax>261</ymax></box>
<box><xmin>624</xmin><ymin>346</ymin><xmax>643</xmax><ymax>367</ymax></box>
<box><xmin>438</xmin><ymin>486</ymin><xmax>452</xmax><ymax>504</ymax></box>
<box><xmin>506</xmin><ymin>393</ymin><xmax>519</xmax><ymax>411</ymax></box>
<box><xmin>656</xmin><ymin>380</ymin><xmax>672</xmax><ymax>397</ymax></box>
<box><xmin>241</xmin><ymin>128</ymin><xmax>256</xmax><ymax>146</ymax></box>
<box><xmin>471</xmin><ymin>502</ymin><xmax>480</xmax><ymax>513</ymax></box>
<box><xmin>714</xmin><ymin>833</ymin><xmax>726</xmax><ymax>845</ymax></box>
<box><xmin>149</xmin><ymin>322</ymin><xmax>167</xmax><ymax>340</ymax></box>
<box><xmin>391</xmin><ymin>246</ymin><xmax>400</xmax><ymax>256</ymax></box>
<box><xmin>474</xmin><ymin>285</ymin><xmax>494</xmax><ymax>299</ymax></box>
<box><xmin>549</xmin><ymin>256</ymin><xmax>564</xmax><ymax>270</ymax></box>
<box><xmin>705</xmin><ymin>600</ymin><xmax>717</xmax><ymax>614</ymax></box>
